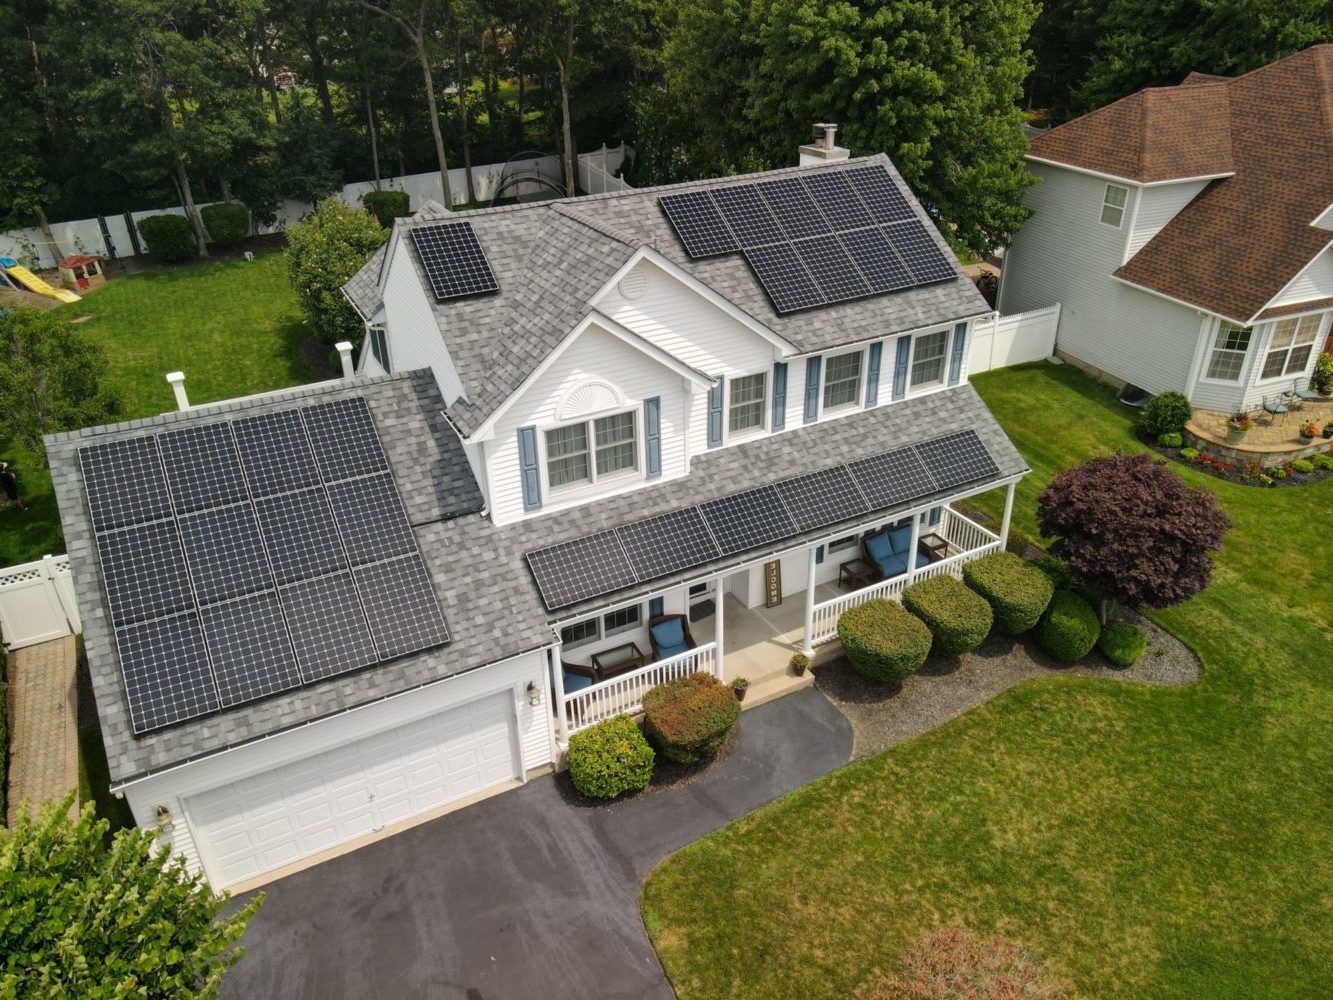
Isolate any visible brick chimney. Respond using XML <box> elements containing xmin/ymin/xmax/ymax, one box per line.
<box><xmin>799</xmin><ymin>123</ymin><xmax>850</xmax><ymax>166</ymax></box>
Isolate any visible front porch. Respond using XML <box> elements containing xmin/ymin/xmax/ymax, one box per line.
<box><xmin>552</xmin><ymin>498</ymin><xmax>1010</xmax><ymax>740</ymax></box>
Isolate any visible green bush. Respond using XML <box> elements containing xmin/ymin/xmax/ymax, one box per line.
<box><xmin>1</xmin><ymin>640</ymin><xmax>6</xmax><ymax>823</ymax></box>
<box><xmin>1312</xmin><ymin>453</ymin><xmax>1333</xmax><ymax>471</ymax></box>
<box><xmin>362</xmin><ymin>189</ymin><xmax>411</xmax><ymax>226</ymax></box>
<box><xmin>1157</xmin><ymin>431</ymin><xmax>1183</xmax><ymax>448</ymax></box>
<box><xmin>1099</xmin><ymin>621</ymin><xmax>1147</xmax><ymax>667</ymax></box>
<box><xmin>136</xmin><ymin>214</ymin><xmax>196</xmax><ymax>262</ymax></box>
<box><xmin>836</xmin><ymin>598</ymin><xmax>932</xmax><ymax>682</ymax></box>
<box><xmin>1179</xmin><ymin>447</ymin><xmax>1200</xmax><ymax>462</ymax></box>
<box><xmin>902</xmin><ymin>575</ymin><xmax>993</xmax><ymax>656</ymax></box>
<box><xmin>1139</xmin><ymin>391</ymin><xmax>1192</xmax><ymax>438</ymax></box>
<box><xmin>1290</xmin><ymin>459</ymin><xmax>1315</xmax><ymax>474</ymax></box>
<box><xmin>642</xmin><ymin>672</ymin><xmax>740</xmax><ymax>764</ymax></box>
<box><xmin>285</xmin><ymin>198</ymin><xmax>388</xmax><ymax>345</ymax></box>
<box><xmin>962</xmin><ymin>551</ymin><xmax>1055</xmax><ymax>635</ymax></box>
<box><xmin>200</xmin><ymin>202</ymin><xmax>250</xmax><ymax>245</ymax></box>
<box><xmin>566</xmin><ymin>715</ymin><xmax>654</xmax><ymax>799</ymax></box>
<box><xmin>1031</xmin><ymin>552</ymin><xmax>1075</xmax><ymax>590</ymax></box>
<box><xmin>1036</xmin><ymin>591</ymin><xmax>1101</xmax><ymax>662</ymax></box>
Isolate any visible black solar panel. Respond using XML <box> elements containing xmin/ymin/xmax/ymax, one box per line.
<box><xmin>913</xmin><ymin>430</ymin><xmax>999</xmax><ymax>489</ymax></box>
<box><xmin>96</xmin><ymin>520</ymin><xmax>195</xmax><ymax>627</ymax></box>
<box><xmin>699</xmin><ymin>486</ymin><xmax>797</xmax><ymax>556</ymax></box>
<box><xmin>79</xmin><ymin>437</ymin><xmax>172</xmax><ymax>532</ymax></box>
<box><xmin>326</xmin><ymin>472</ymin><xmax>416</xmax><ymax>566</ymax></box>
<box><xmin>354</xmin><ymin>554</ymin><xmax>450</xmax><ymax>659</ymax></box>
<box><xmin>526</xmin><ymin>530</ymin><xmax>639</xmax><ymax>610</ymax></box>
<box><xmin>116</xmin><ymin>613</ymin><xmax>218</xmax><ymax>734</ymax></box>
<box><xmin>882</xmin><ymin>220</ymin><xmax>957</xmax><ymax>284</ymax></box>
<box><xmin>616</xmin><ymin>507</ymin><xmax>720</xmax><ymax>582</ymax></box>
<box><xmin>844</xmin><ymin>166</ymin><xmax>917</xmax><ymax>223</ymax></box>
<box><xmin>409</xmin><ymin>221</ymin><xmax>500</xmax><ymax>301</ymax></box>
<box><xmin>280</xmin><ymin>573</ymin><xmax>379</xmax><ymax>682</ymax></box>
<box><xmin>231</xmin><ymin>408</ymin><xmax>321</xmax><ymax>498</ymax></box>
<box><xmin>801</xmin><ymin>171</ymin><xmax>873</xmax><ymax>230</ymax></box>
<box><xmin>774</xmin><ymin>466</ymin><xmax>870</xmax><ymax>532</ymax></box>
<box><xmin>658</xmin><ymin>191</ymin><xmax>738</xmax><ymax>258</ymax></box>
<box><xmin>755</xmin><ymin>177</ymin><xmax>832</xmax><ymax>239</ymax></box>
<box><xmin>177</xmin><ymin>504</ymin><xmax>274</xmax><ymax>605</ymax></box>
<box><xmin>836</xmin><ymin>227</ymin><xmax>914</xmax><ymax>293</ymax></box>
<box><xmin>302</xmin><ymin>397</ymin><xmax>388</xmax><ymax>483</ymax></box>
<box><xmin>200</xmin><ymin>592</ymin><xmax>301</xmax><ymax>707</ymax></box>
<box><xmin>794</xmin><ymin>235</ymin><xmax>870</xmax><ymax>303</ymax></box>
<box><xmin>157</xmin><ymin>423</ymin><xmax>248</xmax><ymax>515</ymax></box>
<box><xmin>255</xmin><ymin>488</ymin><xmax>346</xmax><ymax>585</ymax></box>
<box><xmin>849</xmin><ymin>447</ymin><xmax>940</xmax><ymax>509</ymax></box>
<box><xmin>744</xmin><ymin>242</ymin><xmax>825</xmax><ymax>314</ymax></box>
<box><xmin>710</xmin><ymin>184</ymin><xmax>784</xmax><ymax>248</ymax></box>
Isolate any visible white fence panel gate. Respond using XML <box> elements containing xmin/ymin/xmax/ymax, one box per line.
<box><xmin>0</xmin><ymin>555</ymin><xmax>81</xmax><ymax>649</ymax></box>
<box><xmin>969</xmin><ymin>304</ymin><xmax>1061</xmax><ymax>375</ymax></box>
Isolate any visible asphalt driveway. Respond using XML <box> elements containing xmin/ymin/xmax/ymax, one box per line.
<box><xmin>222</xmin><ymin>688</ymin><xmax>852</xmax><ymax>1000</ymax></box>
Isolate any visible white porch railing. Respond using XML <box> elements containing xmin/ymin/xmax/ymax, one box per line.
<box><xmin>807</xmin><ymin>508</ymin><xmax>1002</xmax><ymax>647</ymax></box>
<box><xmin>562</xmin><ymin>640</ymin><xmax>719</xmax><ymax>734</ymax></box>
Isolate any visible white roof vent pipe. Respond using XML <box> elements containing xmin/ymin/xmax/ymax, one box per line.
<box><xmin>799</xmin><ymin>123</ymin><xmax>851</xmax><ymax>166</ymax></box>
<box><xmin>335</xmin><ymin>341</ymin><xmax>355</xmax><ymax>380</ymax></box>
<box><xmin>165</xmin><ymin>371</ymin><xmax>189</xmax><ymax>411</ymax></box>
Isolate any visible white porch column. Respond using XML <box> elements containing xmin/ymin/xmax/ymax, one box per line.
<box><xmin>802</xmin><ymin>544</ymin><xmax>818</xmax><ymax>654</ymax></box>
<box><xmin>548</xmin><ymin>647</ymin><xmax>569</xmax><ymax>745</ymax></box>
<box><xmin>713</xmin><ymin>572</ymin><xmax>726</xmax><ymax>680</ymax></box>
<box><xmin>904</xmin><ymin>509</ymin><xmax>923</xmax><ymax>586</ymax></box>
<box><xmin>1000</xmin><ymin>481</ymin><xmax>1016</xmax><ymax>548</ymax></box>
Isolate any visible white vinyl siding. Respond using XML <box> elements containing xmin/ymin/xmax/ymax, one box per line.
<box><xmin>1259</xmin><ymin>315</ymin><xmax>1320</xmax><ymax>381</ymax></box>
<box><xmin>1100</xmin><ymin>184</ymin><xmax>1129</xmax><ymax>228</ymax></box>
<box><xmin>1204</xmin><ymin>323</ymin><xmax>1252</xmax><ymax>382</ymax></box>
<box><xmin>1124</xmin><ymin>180</ymin><xmax>1210</xmax><ymax>261</ymax></box>
<box><xmin>823</xmin><ymin>350</ymin><xmax>863</xmax><ymax>409</ymax></box>
<box><xmin>1269</xmin><ymin>245</ymin><xmax>1333</xmax><ymax>306</ymax></box>
<box><xmin>379</xmin><ymin>243</ymin><xmax>465</xmax><ymax>404</ymax></box>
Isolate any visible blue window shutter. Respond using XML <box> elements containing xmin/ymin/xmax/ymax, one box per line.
<box><xmin>649</xmin><ymin>596</ymin><xmax>664</xmax><ymax>618</ymax></box>
<box><xmin>707</xmin><ymin>375</ymin><xmax>725</xmax><ymax>448</ymax></box>
<box><xmin>771</xmin><ymin>362</ymin><xmax>788</xmax><ymax>431</ymax></box>
<box><xmin>892</xmin><ymin>337</ymin><xmax>911</xmax><ymax>401</ymax></box>
<box><xmin>803</xmin><ymin>356</ymin><xmax>822</xmax><ymax>423</ymax></box>
<box><xmin>517</xmin><ymin>426</ymin><xmax>542</xmax><ymax>511</ymax></box>
<box><xmin>864</xmin><ymin>341</ymin><xmax>883</xmax><ymax>407</ymax></box>
<box><xmin>948</xmin><ymin>322</ymin><xmax>968</xmax><ymax>386</ymax></box>
<box><xmin>816</xmin><ymin>544</ymin><xmax>825</xmax><ymax>565</ymax></box>
<box><xmin>644</xmin><ymin>396</ymin><xmax>662</xmax><ymax>478</ymax></box>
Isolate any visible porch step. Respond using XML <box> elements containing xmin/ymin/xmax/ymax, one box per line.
<box><xmin>740</xmin><ymin>668</ymin><xmax>815</xmax><ymax>711</ymax></box>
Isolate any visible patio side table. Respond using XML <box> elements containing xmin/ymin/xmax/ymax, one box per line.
<box><xmin>917</xmin><ymin>533</ymin><xmax>949</xmax><ymax>562</ymax></box>
<box><xmin>592</xmin><ymin>641</ymin><xmax>647</xmax><ymax>679</ymax></box>
<box><xmin>839</xmin><ymin>558</ymin><xmax>877</xmax><ymax>590</ymax></box>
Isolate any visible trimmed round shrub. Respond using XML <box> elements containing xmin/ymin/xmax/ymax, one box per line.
<box><xmin>136</xmin><ymin>214</ymin><xmax>196</xmax><ymax>262</ymax></box>
<box><xmin>1157</xmin><ymin>431</ymin><xmax>1183</xmax><ymax>448</ymax></box>
<box><xmin>1031</xmin><ymin>552</ymin><xmax>1075</xmax><ymax>590</ymax></box>
<box><xmin>200</xmin><ymin>202</ymin><xmax>250</xmax><ymax>245</ymax></box>
<box><xmin>1290</xmin><ymin>458</ymin><xmax>1315</xmax><ymax>474</ymax></box>
<box><xmin>837</xmin><ymin>598</ymin><xmax>932</xmax><ymax>682</ymax></box>
<box><xmin>1179</xmin><ymin>447</ymin><xmax>1200</xmax><ymax>462</ymax></box>
<box><xmin>642</xmin><ymin>672</ymin><xmax>740</xmax><ymax>764</ymax></box>
<box><xmin>1139</xmin><ymin>390</ymin><xmax>1193</xmax><ymax>438</ymax></box>
<box><xmin>362</xmin><ymin>189</ymin><xmax>411</xmax><ymax>226</ymax></box>
<box><xmin>962</xmin><ymin>551</ymin><xmax>1055</xmax><ymax>635</ymax></box>
<box><xmin>566</xmin><ymin>715</ymin><xmax>654</xmax><ymax>799</ymax></box>
<box><xmin>1099</xmin><ymin>621</ymin><xmax>1148</xmax><ymax>667</ymax></box>
<box><xmin>902</xmin><ymin>575</ymin><xmax>993</xmax><ymax>656</ymax></box>
<box><xmin>1036</xmin><ymin>590</ymin><xmax>1101</xmax><ymax>662</ymax></box>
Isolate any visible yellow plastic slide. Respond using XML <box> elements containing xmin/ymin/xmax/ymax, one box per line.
<box><xmin>3</xmin><ymin>264</ymin><xmax>81</xmax><ymax>303</ymax></box>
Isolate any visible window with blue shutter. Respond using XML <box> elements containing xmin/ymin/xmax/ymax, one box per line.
<box><xmin>929</xmin><ymin>506</ymin><xmax>942</xmax><ymax>527</ymax></box>
<box><xmin>644</xmin><ymin>396</ymin><xmax>662</xmax><ymax>478</ymax></box>
<box><xmin>948</xmin><ymin>322</ymin><xmax>967</xmax><ymax>386</ymax></box>
<box><xmin>649</xmin><ymin>596</ymin><xmax>664</xmax><ymax>618</ymax></box>
<box><xmin>816</xmin><ymin>545</ymin><xmax>825</xmax><ymax>564</ymax></box>
<box><xmin>891</xmin><ymin>337</ymin><xmax>911</xmax><ymax>401</ymax></box>
<box><xmin>803</xmin><ymin>356</ymin><xmax>821</xmax><ymax>423</ymax></box>
<box><xmin>864</xmin><ymin>341</ymin><xmax>883</xmax><ymax>407</ymax></box>
<box><xmin>517</xmin><ymin>425</ymin><xmax>542</xmax><ymax>511</ymax></box>
<box><xmin>771</xmin><ymin>362</ymin><xmax>788</xmax><ymax>431</ymax></box>
<box><xmin>707</xmin><ymin>375</ymin><xmax>724</xmax><ymax>448</ymax></box>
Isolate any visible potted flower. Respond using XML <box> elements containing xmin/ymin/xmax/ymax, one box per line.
<box><xmin>1298</xmin><ymin>420</ymin><xmax>1318</xmax><ymax>441</ymax></box>
<box><xmin>1226</xmin><ymin>412</ymin><xmax>1253</xmax><ymax>444</ymax></box>
<box><xmin>1323</xmin><ymin>420</ymin><xmax>1333</xmax><ymax>439</ymax></box>
<box><xmin>789</xmin><ymin>652</ymin><xmax>810</xmax><ymax>677</ymax></box>
<box><xmin>731</xmin><ymin>676</ymin><xmax>750</xmax><ymax>702</ymax></box>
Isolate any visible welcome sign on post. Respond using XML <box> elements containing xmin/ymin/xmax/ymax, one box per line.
<box><xmin>764</xmin><ymin>560</ymin><xmax>782</xmax><ymax>608</ymax></box>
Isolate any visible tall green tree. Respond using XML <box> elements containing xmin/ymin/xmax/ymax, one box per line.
<box><xmin>285</xmin><ymin>197</ymin><xmax>388</xmax><ymax>344</ymax></box>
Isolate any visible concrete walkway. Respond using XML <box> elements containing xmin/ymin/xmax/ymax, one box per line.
<box><xmin>223</xmin><ymin>688</ymin><xmax>852</xmax><ymax>1000</ymax></box>
<box><xmin>5</xmin><ymin>636</ymin><xmax>80</xmax><ymax>825</ymax></box>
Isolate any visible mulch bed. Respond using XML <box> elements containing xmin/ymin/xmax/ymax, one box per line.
<box><xmin>815</xmin><ymin>609</ymin><xmax>1200</xmax><ymax>761</ymax></box>
<box><xmin>554</xmin><ymin>725</ymin><xmax>740</xmax><ymax>808</ymax></box>
<box><xmin>1142</xmin><ymin>433</ymin><xmax>1333</xmax><ymax>488</ymax></box>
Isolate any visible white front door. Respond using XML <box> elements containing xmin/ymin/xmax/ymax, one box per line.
<box><xmin>186</xmin><ymin>691</ymin><xmax>518</xmax><ymax>888</ymax></box>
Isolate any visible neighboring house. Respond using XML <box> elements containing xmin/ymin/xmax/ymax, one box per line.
<box><xmin>999</xmin><ymin>46</ymin><xmax>1333</xmax><ymax>414</ymax></box>
<box><xmin>50</xmin><ymin>128</ymin><xmax>1027</xmax><ymax>893</ymax></box>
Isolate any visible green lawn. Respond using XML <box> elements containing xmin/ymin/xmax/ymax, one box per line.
<box><xmin>642</xmin><ymin>363</ymin><xmax>1332</xmax><ymax>998</ymax></box>
<box><xmin>0</xmin><ymin>251</ymin><xmax>314</xmax><ymax>566</ymax></box>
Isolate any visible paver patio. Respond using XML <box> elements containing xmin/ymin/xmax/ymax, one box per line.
<box><xmin>5</xmin><ymin>636</ymin><xmax>80</xmax><ymax>824</ymax></box>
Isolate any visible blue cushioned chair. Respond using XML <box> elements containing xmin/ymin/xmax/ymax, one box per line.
<box><xmin>862</xmin><ymin>526</ymin><xmax>930</xmax><ymax>580</ymax></box>
<box><xmin>648</xmin><ymin>614</ymin><xmax>696</xmax><ymax>661</ymax></box>
<box><xmin>555</xmin><ymin>659</ymin><xmax>597</xmax><ymax>692</ymax></box>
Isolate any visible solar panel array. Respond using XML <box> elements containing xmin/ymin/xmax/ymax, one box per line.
<box><xmin>80</xmin><ymin>396</ymin><xmax>450</xmax><ymax>735</ymax></box>
<box><xmin>409</xmin><ymin>221</ymin><xmax>500</xmax><ymax>302</ymax></box>
<box><xmin>525</xmin><ymin>429</ymin><xmax>1000</xmax><ymax>610</ymax></box>
<box><xmin>657</xmin><ymin>165</ymin><xmax>957</xmax><ymax>314</ymax></box>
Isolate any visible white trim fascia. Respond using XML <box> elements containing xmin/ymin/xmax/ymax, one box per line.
<box><xmin>464</xmin><ymin>311</ymin><xmax>712</xmax><ymax>443</ymax></box>
<box><xmin>1108</xmin><ymin>273</ymin><xmax>1243</xmax><ymax>324</ymax></box>
<box><xmin>1183</xmin><ymin>314</ymin><xmax>1215</xmax><ymax>400</ymax></box>
<box><xmin>338</xmin><ymin>285</ymin><xmax>372</xmax><ymax>323</ymax></box>
<box><xmin>589</xmin><ymin>246</ymin><xmax>798</xmax><ymax>357</ymax></box>
<box><xmin>1024</xmin><ymin>154</ymin><xmax>1234</xmax><ymax>188</ymax></box>
<box><xmin>1120</xmin><ymin>187</ymin><xmax>1144</xmax><ymax>264</ymax></box>
<box><xmin>377</xmin><ymin>224</ymin><xmax>403</xmax><ymax>298</ymax></box>
<box><xmin>1252</xmin><ymin>301</ymin><xmax>1333</xmax><ymax>324</ymax></box>
<box><xmin>1311</xmin><ymin>203</ymin><xmax>1333</xmax><ymax>229</ymax></box>
<box><xmin>1244</xmin><ymin>238</ymin><xmax>1333</xmax><ymax>325</ymax></box>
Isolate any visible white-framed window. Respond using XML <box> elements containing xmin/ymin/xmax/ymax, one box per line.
<box><xmin>560</xmin><ymin>617</ymin><xmax>599</xmax><ymax>648</ymax></box>
<box><xmin>828</xmin><ymin>534</ymin><xmax>859</xmax><ymax>554</ymax></box>
<box><xmin>603</xmin><ymin>604</ymin><xmax>641</xmax><ymax>635</ymax></box>
<box><xmin>823</xmin><ymin>350</ymin><xmax>863</xmax><ymax>410</ymax></box>
<box><xmin>1260</xmin><ymin>315</ymin><xmax>1321</xmax><ymax>381</ymax></box>
<box><xmin>1100</xmin><ymin>184</ymin><xmax>1129</xmax><ymax>227</ymax></box>
<box><xmin>728</xmin><ymin>372</ymin><xmax>767</xmax><ymax>434</ymax></box>
<box><xmin>909</xmin><ymin>330</ymin><xmax>949</xmax><ymax>389</ymax></box>
<box><xmin>1204</xmin><ymin>322</ymin><xmax>1252</xmax><ymax>382</ymax></box>
<box><xmin>544</xmin><ymin>410</ymin><xmax>638</xmax><ymax>490</ymax></box>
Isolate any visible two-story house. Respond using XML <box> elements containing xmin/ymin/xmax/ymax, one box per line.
<box><xmin>999</xmin><ymin>45</ymin><xmax>1333</xmax><ymax>416</ymax></box>
<box><xmin>50</xmin><ymin>130</ymin><xmax>1027</xmax><ymax>892</ymax></box>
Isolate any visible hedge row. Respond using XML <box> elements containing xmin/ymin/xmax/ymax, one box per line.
<box><xmin>962</xmin><ymin>552</ymin><xmax>1054</xmax><ymax>635</ymax></box>
<box><xmin>837</xmin><ymin>599</ymin><xmax>932</xmax><ymax>682</ymax></box>
<box><xmin>902</xmin><ymin>575</ymin><xmax>993</xmax><ymax>656</ymax></box>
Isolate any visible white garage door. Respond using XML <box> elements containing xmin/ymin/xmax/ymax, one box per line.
<box><xmin>187</xmin><ymin>691</ymin><xmax>518</xmax><ymax>887</ymax></box>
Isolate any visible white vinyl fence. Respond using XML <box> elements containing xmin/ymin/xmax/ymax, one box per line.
<box><xmin>577</xmin><ymin>143</ymin><xmax>633</xmax><ymax>195</ymax></box>
<box><xmin>969</xmin><ymin>304</ymin><xmax>1061</xmax><ymax>375</ymax></box>
<box><xmin>0</xmin><ymin>555</ymin><xmax>81</xmax><ymax>650</ymax></box>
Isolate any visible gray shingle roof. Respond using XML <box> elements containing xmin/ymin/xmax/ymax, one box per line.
<box><xmin>342</xmin><ymin>244</ymin><xmax>387</xmax><ymax>321</ymax></box>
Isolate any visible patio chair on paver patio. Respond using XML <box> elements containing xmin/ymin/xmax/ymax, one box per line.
<box><xmin>862</xmin><ymin>525</ymin><xmax>931</xmax><ymax>580</ymax></box>
<box><xmin>648</xmin><ymin>614</ymin><xmax>697</xmax><ymax>661</ymax></box>
<box><xmin>1262</xmin><ymin>395</ymin><xmax>1290</xmax><ymax>425</ymax></box>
